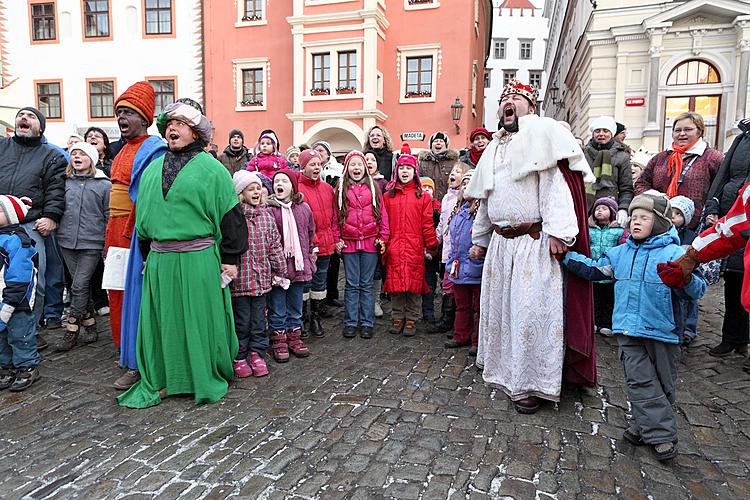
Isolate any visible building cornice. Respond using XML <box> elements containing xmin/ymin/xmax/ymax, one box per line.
<box><xmin>286</xmin><ymin>109</ymin><xmax>389</xmax><ymax>122</ymax></box>
<box><xmin>286</xmin><ymin>9</ymin><xmax>389</xmax><ymax>31</ymax></box>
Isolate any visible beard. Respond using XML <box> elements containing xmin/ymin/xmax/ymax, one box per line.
<box><xmin>500</xmin><ymin>117</ymin><xmax>519</xmax><ymax>133</ymax></box>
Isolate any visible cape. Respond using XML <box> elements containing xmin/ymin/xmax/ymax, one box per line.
<box><xmin>119</xmin><ymin>135</ymin><xmax>168</xmax><ymax>370</ymax></box>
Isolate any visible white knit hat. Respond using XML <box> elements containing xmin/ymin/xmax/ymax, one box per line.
<box><xmin>590</xmin><ymin>116</ymin><xmax>617</xmax><ymax>136</ymax></box>
<box><xmin>69</xmin><ymin>141</ymin><xmax>99</xmax><ymax>167</ymax></box>
<box><xmin>233</xmin><ymin>170</ymin><xmax>262</xmax><ymax>195</ymax></box>
<box><xmin>0</xmin><ymin>195</ymin><xmax>32</xmax><ymax>225</ymax></box>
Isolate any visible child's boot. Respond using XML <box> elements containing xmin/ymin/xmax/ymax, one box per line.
<box><xmin>373</xmin><ymin>280</ymin><xmax>384</xmax><ymax>318</ymax></box>
<box><xmin>0</xmin><ymin>366</ymin><xmax>16</xmax><ymax>390</ymax></box>
<box><xmin>389</xmin><ymin>319</ymin><xmax>404</xmax><ymax>335</ymax></box>
<box><xmin>10</xmin><ymin>367</ymin><xmax>40</xmax><ymax>392</ymax></box>
<box><xmin>233</xmin><ymin>359</ymin><xmax>252</xmax><ymax>378</ymax></box>
<box><xmin>249</xmin><ymin>352</ymin><xmax>269</xmax><ymax>377</ymax></box>
<box><xmin>309</xmin><ymin>299</ymin><xmax>325</xmax><ymax>337</ymax></box>
<box><xmin>287</xmin><ymin>327</ymin><xmax>310</xmax><ymax>357</ymax></box>
<box><xmin>403</xmin><ymin>319</ymin><xmax>417</xmax><ymax>337</ymax></box>
<box><xmin>300</xmin><ymin>300</ymin><xmax>309</xmax><ymax>338</ymax></box>
<box><xmin>271</xmin><ymin>330</ymin><xmax>289</xmax><ymax>363</ymax></box>
<box><xmin>55</xmin><ymin>316</ymin><xmax>80</xmax><ymax>352</ymax></box>
<box><xmin>80</xmin><ymin>311</ymin><xmax>98</xmax><ymax>344</ymax></box>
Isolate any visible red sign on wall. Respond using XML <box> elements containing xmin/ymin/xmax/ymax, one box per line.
<box><xmin>625</xmin><ymin>97</ymin><xmax>645</xmax><ymax>107</ymax></box>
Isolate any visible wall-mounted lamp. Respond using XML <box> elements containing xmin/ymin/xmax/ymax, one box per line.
<box><xmin>549</xmin><ymin>85</ymin><xmax>559</xmax><ymax>105</ymax></box>
<box><xmin>451</xmin><ymin>97</ymin><xmax>464</xmax><ymax>134</ymax></box>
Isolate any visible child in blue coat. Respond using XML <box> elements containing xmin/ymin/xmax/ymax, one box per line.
<box><xmin>0</xmin><ymin>195</ymin><xmax>40</xmax><ymax>392</ymax></box>
<box><xmin>563</xmin><ymin>194</ymin><xmax>706</xmax><ymax>462</ymax></box>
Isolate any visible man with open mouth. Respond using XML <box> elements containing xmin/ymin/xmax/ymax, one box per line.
<box><xmin>464</xmin><ymin>79</ymin><xmax>597</xmax><ymax>414</ymax></box>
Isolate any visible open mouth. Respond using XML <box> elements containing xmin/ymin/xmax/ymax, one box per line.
<box><xmin>17</xmin><ymin>121</ymin><xmax>31</xmax><ymax>131</ymax></box>
<box><xmin>168</xmin><ymin>132</ymin><xmax>180</xmax><ymax>141</ymax></box>
<box><xmin>504</xmin><ymin>107</ymin><xmax>515</xmax><ymax>118</ymax></box>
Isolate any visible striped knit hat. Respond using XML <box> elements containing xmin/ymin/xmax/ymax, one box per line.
<box><xmin>0</xmin><ymin>195</ymin><xmax>32</xmax><ymax>225</ymax></box>
<box><xmin>114</xmin><ymin>81</ymin><xmax>156</xmax><ymax>125</ymax></box>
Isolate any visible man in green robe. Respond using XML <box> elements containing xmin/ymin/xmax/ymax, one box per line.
<box><xmin>117</xmin><ymin>99</ymin><xmax>248</xmax><ymax>409</ymax></box>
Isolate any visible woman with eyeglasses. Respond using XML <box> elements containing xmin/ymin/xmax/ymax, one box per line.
<box><xmin>634</xmin><ymin>112</ymin><xmax>723</xmax><ymax>230</ymax></box>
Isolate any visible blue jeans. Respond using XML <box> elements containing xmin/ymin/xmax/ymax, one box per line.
<box><xmin>232</xmin><ymin>295</ymin><xmax>269</xmax><ymax>357</ymax></box>
<box><xmin>682</xmin><ymin>298</ymin><xmax>699</xmax><ymax>340</ymax></box>
<box><xmin>43</xmin><ymin>233</ymin><xmax>65</xmax><ymax>321</ymax></box>
<box><xmin>268</xmin><ymin>282</ymin><xmax>304</xmax><ymax>331</ymax></box>
<box><xmin>20</xmin><ymin>223</ymin><xmax>46</xmax><ymax>330</ymax></box>
<box><xmin>342</xmin><ymin>251</ymin><xmax>378</xmax><ymax>327</ymax></box>
<box><xmin>305</xmin><ymin>255</ymin><xmax>331</xmax><ymax>300</ymax></box>
<box><xmin>0</xmin><ymin>310</ymin><xmax>40</xmax><ymax>368</ymax></box>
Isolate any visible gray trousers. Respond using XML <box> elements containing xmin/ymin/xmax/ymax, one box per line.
<box><xmin>617</xmin><ymin>335</ymin><xmax>680</xmax><ymax>444</ymax></box>
<box><xmin>60</xmin><ymin>248</ymin><xmax>100</xmax><ymax>319</ymax></box>
<box><xmin>391</xmin><ymin>292</ymin><xmax>421</xmax><ymax>321</ymax></box>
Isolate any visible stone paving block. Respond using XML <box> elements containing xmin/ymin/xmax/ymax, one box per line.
<box><xmin>384</xmin><ymin>481</ymin><xmax>422</xmax><ymax>499</ymax></box>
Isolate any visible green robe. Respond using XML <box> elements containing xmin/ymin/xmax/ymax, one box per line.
<box><xmin>117</xmin><ymin>151</ymin><xmax>239</xmax><ymax>408</ymax></box>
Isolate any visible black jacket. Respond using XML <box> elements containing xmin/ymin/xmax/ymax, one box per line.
<box><xmin>704</xmin><ymin>133</ymin><xmax>750</xmax><ymax>272</ymax></box>
<box><xmin>0</xmin><ymin>136</ymin><xmax>67</xmax><ymax>222</ymax></box>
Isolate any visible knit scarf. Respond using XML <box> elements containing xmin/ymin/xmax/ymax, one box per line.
<box><xmin>469</xmin><ymin>146</ymin><xmax>484</xmax><ymax>166</ymax></box>
<box><xmin>278</xmin><ymin>200</ymin><xmax>304</xmax><ymax>271</ymax></box>
<box><xmin>666</xmin><ymin>137</ymin><xmax>700</xmax><ymax>198</ymax></box>
<box><xmin>585</xmin><ymin>141</ymin><xmax>613</xmax><ymax>202</ymax></box>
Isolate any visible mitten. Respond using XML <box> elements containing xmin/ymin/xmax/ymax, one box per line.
<box><xmin>674</xmin><ymin>247</ymin><xmax>701</xmax><ymax>281</ymax></box>
<box><xmin>0</xmin><ymin>303</ymin><xmax>14</xmax><ymax>325</ymax></box>
<box><xmin>657</xmin><ymin>261</ymin><xmax>690</xmax><ymax>288</ymax></box>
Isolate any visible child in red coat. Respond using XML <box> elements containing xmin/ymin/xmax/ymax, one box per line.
<box><xmin>383</xmin><ymin>145</ymin><xmax>439</xmax><ymax>336</ymax></box>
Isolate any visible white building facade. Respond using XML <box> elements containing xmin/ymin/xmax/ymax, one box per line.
<box><xmin>0</xmin><ymin>0</ymin><xmax>203</xmax><ymax>146</ymax></box>
<box><xmin>543</xmin><ymin>0</ymin><xmax>750</xmax><ymax>153</ymax></box>
<box><xmin>484</xmin><ymin>0</ymin><xmax>548</xmax><ymax>128</ymax></box>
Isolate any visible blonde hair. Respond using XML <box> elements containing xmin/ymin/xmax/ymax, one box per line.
<box><xmin>364</xmin><ymin>125</ymin><xmax>393</xmax><ymax>152</ymax></box>
<box><xmin>672</xmin><ymin>112</ymin><xmax>705</xmax><ymax>137</ymax></box>
<box><xmin>66</xmin><ymin>158</ymin><xmax>96</xmax><ymax>177</ymax></box>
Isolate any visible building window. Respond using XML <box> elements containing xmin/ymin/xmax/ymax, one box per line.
<box><xmin>241</xmin><ymin>69</ymin><xmax>264</xmax><ymax>105</ymax></box>
<box><xmin>88</xmin><ymin>80</ymin><xmax>115</xmax><ymax>119</ymax></box>
<box><xmin>337</xmin><ymin>51</ymin><xmax>357</xmax><ymax>93</ymax></box>
<box><xmin>312</xmin><ymin>53</ymin><xmax>331</xmax><ymax>94</ymax></box>
<box><xmin>519</xmin><ymin>40</ymin><xmax>533</xmax><ymax>60</ymax></box>
<box><xmin>243</xmin><ymin>0</ymin><xmax>262</xmax><ymax>21</ymax></box>
<box><xmin>503</xmin><ymin>71</ymin><xmax>516</xmax><ymax>86</ymax></box>
<box><xmin>529</xmin><ymin>70</ymin><xmax>542</xmax><ymax>89</ymax></box>
<box><xmin>494</xmin><ymin>39</ymin><xmax>506</xmax><ymax>59</ymax></box>
<box><xmin>144</xmin><ymin>0</ymin><xmax>172</xmax><ymax>35</ymax></box>
<box><xmin>406</xmin><ymin>56</ymin><xmax>432</xmax><ymax>98</ymax></box>
<box><xmin>83</xmin><ymin>0</ymin><xmax>110</xmax><ymax>38</ymax></box>
<box><xmin>484</xmin><ymin>69</ymin><xmax>491</xmax><ymax>89</ymax></box>
<box><xmin>31</xmin><ymin>2</ymin><xmax>56</xmax><ymax>41</ymax></box>
<box><xmin>36</xmin><ymin>81</ymin><xmax>62</xmax><ymax>119</ymax></box>
<box><xmin>148</xmin><ymin>79</ymin><xmax>176</xmax><ymax>114</ymax></box>
<box><xmin>667</xmin><ymin>59</ymin><xmax>720</xmax><ymax>85</ymax></box>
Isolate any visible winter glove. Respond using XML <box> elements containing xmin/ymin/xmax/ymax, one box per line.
<box><xmin>657</xmin><ymin>262</ymin><xmax>690</xmax><ymax>288</ymax></box>
<box><xmin>615</xmin><ymin>209</ymin><xmax>629</xmax><ymax>228</ymax></box>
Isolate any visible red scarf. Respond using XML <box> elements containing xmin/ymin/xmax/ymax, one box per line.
<box><xmin>666</xmin><ymin>137</ymin><xmax>700</xmax><ymax>198</ymax></box>
<box><xmin>469</xmin><ymin>146</ymin><xmax>484</xmax><ymax>166</ymax></box>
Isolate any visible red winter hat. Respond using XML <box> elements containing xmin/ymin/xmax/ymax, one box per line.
<box><xmin>0</xmin><ymin>195</ymin><xmax>32</xmax><ymax>225</ymax></box>
<box><xmin>396</xmin><ymin>143</ymin><xmax>419</xmax><ymax>172</ymax></box>
<box><xmin>298</xmin><ymin>149</ymin><xmax>321</xmax><ymax>170</ymax></box>
<box><xmin>273</xmin><ymin>169</ymin><xmax>299</xmax><ymax>194</ymax></box>
<box><xmin>470</xmin><ymin>127</ymin><xmax>491</xmax><ymax>142</ymax></box>
<box><xmin>115</xmin><ymin>81</ymin><xmax>156</xmax><ymax>125</ymax></box>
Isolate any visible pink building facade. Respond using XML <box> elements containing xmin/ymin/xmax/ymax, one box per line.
<box><xmin>204</xmin><ymin>0</ymin><xmax>492</xmax><ymax>157</ymax></box>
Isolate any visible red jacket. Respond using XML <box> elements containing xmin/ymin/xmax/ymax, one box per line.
<box><xmin>298</xmin><ymin>174</ymin><xmax>336</xmax><ymax>256</ymax></box>
<box><xmin>692</xmin><ymin>181</ymin><xmax>750</xmax><ymax>310</ymax></box>
<box><xmin>383</xmin><ymin>181</ymin><xmax>439</xmax><ymax>294</ymax></box>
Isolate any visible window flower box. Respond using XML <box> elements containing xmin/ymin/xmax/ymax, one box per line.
<box><xmin>405</xmin><ymin>90</ymin><xmax>432</xmax><ymax>98</ymax></box>
<box><xmin>242</xmin><ymin>14</ymin><xmax>262</xmax><ymax>21</ymax></box>
<box><xmin>310</xmin><ymin>88</ymin><xmax>331</xmax><ymax>96</ymax></box>
<box><xmin>241</xmin><ymin>99</ymin><xmax>263</xmax><ymax>106</ymax></box>
<box><xmin>336</xmin><ymin>87</ymin><xmax>356</xmax><ymax>95</ymax></box>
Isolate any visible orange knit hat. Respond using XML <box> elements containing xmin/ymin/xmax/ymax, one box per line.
<box><xmin>114</xmin><ymin>81</ymin><xmax>156</xmax><ymax>125</ymax></box>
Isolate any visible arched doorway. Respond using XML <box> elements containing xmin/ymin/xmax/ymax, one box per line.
<box><xmin>304</xmin><ymin>121</ymin><xmax>364</xmax><ymax>162</ymax></box>
<box><xmin>662</xmin><ymin>59</ymin><xmax>721</xmax><ymax>148</ymax></box>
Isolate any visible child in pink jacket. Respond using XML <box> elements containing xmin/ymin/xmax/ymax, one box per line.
<box><xmin>246</xmin><ymin>129</ymin><xmax>287</xmax><ymax>178</ymax></box>
<box><xmin>333</xmin><ymin>151</ymin><xmax>389</xmax><ymax>339</ymax></box>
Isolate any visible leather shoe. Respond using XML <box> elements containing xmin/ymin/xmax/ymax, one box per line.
<box><xmin>709</xmin><ymin>342</ymin><xmax>747</xmax><ymax>357</ymax></box>
<box><xmin>514</xmin><ymin>397</ymin><xmax>541</xmax><ymax>414</ymax></box>
<box><xmin>326</xmin><ymin>298</ymin><xmax>344</xmax><ymax>307</ymax></box>
<box><xmin>444</xmin><ymin>339</ymin><xmax>468</xmax><ymax>348</ymax></box>
<box><xmin>360</xmin><ymin>326</ymin><xmax>374</xmax><ymax>339</ymax></box>
<box><xmin>343</xmin><ymin>325</ymin><xmax>357</xmax><ymax>338</ymax></box>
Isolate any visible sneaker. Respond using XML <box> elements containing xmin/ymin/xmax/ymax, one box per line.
<box><xmin>10</xmin><ymin>367</ymin><xmax>39</xmax><ymax>392</ymax></box>
<box><xmin>403</xmin><ymin>320</ymin><xmax>417</xmax><ymax>337</ymax></box>
<box><xmin>36</xmin><ymin>334</ymin><xmax>49</xmax><ymax>351</ymax></box>
<box><xmin>45</xmin><ymin>319</ymin><xmax>63</xmax><ymax>330</ymax></box>
<box><xmin>343</xmin><ymin>325</ymin><xmax>357</xmax><ymax>338</ymax></box>
<box><xmin>0</xmin><ymin>366</ymin><xmax>16</xmax><ymax>390</ymax></box>
<box><xmin>113</xmin><ymin>369</ymin><xmax>140</xmax><ymax>390</ymax></box>
<box><xmin>96</xmin><ymin>307</ymin><xmax>110</xmax><ymax>316</ymax></box>
<box><xmin>233</xmin><ymin>359</ymin><xmax>252</xmax><ymax>378</ymax></box>
<box><xmin>653</xmin><ymin>442</ymin><xmax>678</xmax><ymax>461</ymax></box>
<box><xmin>249</xmin><ymin>352</ymin><xmax>269</xmax><ymax>377</ymax></box>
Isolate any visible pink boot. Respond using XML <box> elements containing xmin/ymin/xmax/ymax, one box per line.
<box><xmin>271</xmin><ymin>330</ymin><xmax>289</xmax><ymax>363</ymax></box>
<box><xmin>249</xmin><ymin>352</ymin><xmax>269</xmax><ymax>377</ymax></box>
<box><xmin>286</xmin><ymin>327</ymin><xmax>310</xmax><ymax>358</ymax></box>
<box><xmin>233</xmin><ymin>359</ymin><xmax>252</xmax><ymax>378</ymax></box>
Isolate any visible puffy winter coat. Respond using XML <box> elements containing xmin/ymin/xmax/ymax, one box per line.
<box><xmin>232</xmin><ymin>204</ymin><xmax>287</xmax><ymax>296</ymax></box>
<box><xmin>246</xmin><ymin>152</ymin><xmax>286</xmax><ymax>179</ymax></box>
<box><xmin>418</xmin><ymin>149</ymin><xmax>460</xmax><ymax>203</ymax></box>
<box><xmin>564</xmin><ymin>227</ymin><xmax>706</xmax><ymax>344</ymax></box>
<box><xmin>704</xmin><ymin>133</ymin><xmax>750</xmax><ymax>272</ymax></box>
<box><xmin>0</xmin><ymin>136</ymin><xmax>67</xmax><ymax>222</ymax></box>
<box><xmin>584</xmin><ymin>141</ymin><xmax>634</xmax><ymax>211</ymax></box>
<box><xmin>446</xmin><ymin>203</ymin><xmax>484</xmax><ymax>285</ymax></box>
<box><xmin>383</xmin><ymin>181</ymin><xmax>439</xmax><ymax>294</ymax></box>
<box><xmin>0</xmin><ymin>227</ymin><xmax>37</xmax><ymax>314</ymax></box>
<box><xmin>635</xmin><ymin>142</ymin><xmax>723</xmax><ymax>230</ymax></box>
<box><xmin>589</xmin><ymin>222</ymin><xmax>625</xmax><ymax>260</ymax></box>
<box><xmin>57</xmin><ymin>170</ymin><xmax>111</xmax><ymax>251</ymax></box>
<box><xmin>266</xmin><ymin>197</ymin><xmax>316</xmax><ymax>283</ymax></box>
<box><xmin>218</xmin><ymin>146</ymin><xmax>252</xmax><ymax>175</ymax></box>
<box><xmin>298</xmin><ymin>174</ymin><xmax>336</xmax><ymax>256</ymax></box>
<box><xmin>332</xmin><ymin>183</ymin><xmax>390</xmax><ymax>253</ymax></box>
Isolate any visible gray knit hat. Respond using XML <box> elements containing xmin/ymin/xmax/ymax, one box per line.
<box><xmin>628</xmin><ymin>193</ymin><xmax>673</xmax><ymax>236</ymax></box>
<box><xmin>669</xmin><ymin>195</ymin><xmax>695</xmax><ymax>226</ymax></box>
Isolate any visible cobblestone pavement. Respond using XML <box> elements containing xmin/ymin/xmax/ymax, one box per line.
<box><xmin>1</xmin><ymin>284</ymin><xmax>749</xmax><ymax>500</ymax></box>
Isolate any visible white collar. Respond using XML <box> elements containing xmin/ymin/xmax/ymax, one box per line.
<box><xmin>667</xmin><ymin>138</ymin><xmax>707</xmax><ymax>155</ymax></box>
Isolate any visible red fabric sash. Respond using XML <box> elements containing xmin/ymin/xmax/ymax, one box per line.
<box><xmin>666</xmin><ymin>137</ymin><xmax>700</xmax><ymax>197</ymax></box>
<box><xmin>558</xmin><ymin>160</ymin><xmax>597</xmax><ymax>388</ymax></box>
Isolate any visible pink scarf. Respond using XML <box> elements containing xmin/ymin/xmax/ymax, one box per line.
<box><xmin>279</xmin><ymin>200</ymin><xmax>305</xmax><ymax>271</ymax></box>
